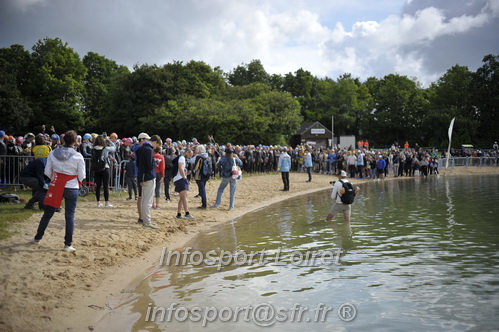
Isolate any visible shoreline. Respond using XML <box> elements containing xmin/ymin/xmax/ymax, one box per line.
<box><xmin>0</xmin><ymin>167</ymin><xmax>498</xmax><ymax>331</ymax></box>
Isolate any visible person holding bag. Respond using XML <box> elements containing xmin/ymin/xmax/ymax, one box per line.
<box><xmin>33</xmin><ymin>130</ymin><xmax>85</xmax><ymax>252</ymax></box>
<box><xmin>211</xmin><ymin>148</ymin><xmax>243</xmax><ymax>211</ymax></box>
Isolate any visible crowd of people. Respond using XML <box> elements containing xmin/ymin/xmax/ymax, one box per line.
<box><xmin>1</xmin><ymin>126</ymin><xmax>498</xmax><ymax>250</ymax></box>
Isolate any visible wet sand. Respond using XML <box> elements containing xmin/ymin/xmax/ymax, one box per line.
<box><xmin>0</xmin><ymin>167</ymin><xmax>497</xmax><ymax>331</ymax></box>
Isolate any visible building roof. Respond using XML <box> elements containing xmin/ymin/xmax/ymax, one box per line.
<box><xmin>296</xmin><ymin>121</ymin><xmax>332</xmax><ymax>135</ymax></box>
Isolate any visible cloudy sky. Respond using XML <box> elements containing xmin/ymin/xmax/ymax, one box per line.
<box><xmin>1</xmin><ymin>0</ymin><xmax>498</xmax><ymax>86</ymax></box>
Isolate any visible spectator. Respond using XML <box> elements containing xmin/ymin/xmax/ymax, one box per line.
<box><xmin>304</xmin><ymin>147</ymin><xmax>313</xmax><ymax>182</ymax></box>
<box><xmin>173</xmin><ymin>148</ymin><xmax>195</xmax><ymax>219</ymax></box>
<box><xmin>20</xmin><ymin>157</ymin><xmax>48</xmax><ymax>210</ymax></box>
<box><xmin>192</xmin><ymin>144</ymin><xmax>211</xmax><ymax>209</ymax></box>
<box><xmin>152</xmin><ymin>138</ymin><xmax>165</xmax><ymax>209</ymax></box>
<box><xmin>211</xmin><ymin>148</ymin><xmax>243</xmax><ymax>210</ymax></box>
<box><xmin>91</xmin><ymin>136</ymin><xmax>116</xmax><ymax>208</ymax></box>
<box><xmin>80</xmin><ymin>133</ymin><xmax>93</xmax><ymax>158</ymax></box>
<box><xmin>33</xmin><ymin>130</ymin><xmax>85</xmax><ymax>252</ymax></box>
<box><xmin>124</xmin><ymin>153</ymin><xmax>138</xmax><ymax>201</ymax></box>
<box><xmin>136</xmin><ymin>133</ymin><xmax>161</xmax><ymax>229</ymax></box>
<box><xmin>278</xmin><ymin>147</ymin><xmax>291</xmax><ymax>191</ymax></box>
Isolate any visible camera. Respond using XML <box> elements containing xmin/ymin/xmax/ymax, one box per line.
<box><xmin>330</xmin><ymin>181</ymin><xmax>336</xmax><ymax>185</ymax></box>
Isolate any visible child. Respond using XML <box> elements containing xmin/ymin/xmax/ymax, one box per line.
<box><xmin>124</xmin><ymin>153</ymin><xmax>138</xmax><ymax>200</ymax></box>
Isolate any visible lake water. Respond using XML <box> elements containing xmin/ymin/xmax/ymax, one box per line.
<box><xmin>95</xmin><ymin>175</ymin><xmax>499</xmax><ymax>332</ymax></box>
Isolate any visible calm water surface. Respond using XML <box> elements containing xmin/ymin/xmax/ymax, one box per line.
<box><xmin>96</xmin><ymin>175</ymin><xmax>499</xmax><ymax>332</ymax></box>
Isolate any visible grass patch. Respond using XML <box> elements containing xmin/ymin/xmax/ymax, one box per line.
<box><xmin>0</xmin><ymin>188</ymin><xmax>43</xmax><ymax>240</ymax></box>
<box><xmin>0</xmin><ymin>187</ymin><xmax>111</xmax><ymax>240</ymax></box>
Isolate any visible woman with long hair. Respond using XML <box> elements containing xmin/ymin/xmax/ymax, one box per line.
<box><xmin>91</xmin><ymin>135</ymin><xmax>116</xmax><ymax>207</ymax></box>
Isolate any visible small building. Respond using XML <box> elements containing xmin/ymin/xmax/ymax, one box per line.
<box><xmin>290</xmin><ymin>121</ymin><xmax>333</xmax><ymax>149</ymax></box>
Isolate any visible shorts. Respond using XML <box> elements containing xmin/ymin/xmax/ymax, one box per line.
<box><xmin>174</xmin><ymin>178</ymin><xmax>189</xmax><ymax>193</ymax></box>
<box><xmin>329</xmin><ymin>202</ymin><xmax>351</xmax><ymax>217</ymax></box>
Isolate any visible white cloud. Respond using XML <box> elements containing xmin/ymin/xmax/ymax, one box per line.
<box><xmin>8</xmin><ymin>0</ymin><xmax>47</xmax><ymax>12</ymax></box>
<box><xmin>0</xmin><ymin>0</ymin><xmax>497</xmax><ymax>87</ymax></box>
<box><xmin>321</xmin><ymin>1</ymin><xmax>499</xmax><ymax>85</ymax></box>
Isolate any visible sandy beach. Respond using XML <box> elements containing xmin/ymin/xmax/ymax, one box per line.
<box><xmin>1</xmin><ymin>167</ymin><xmax>498</xmax><ymax>332</ymax></box>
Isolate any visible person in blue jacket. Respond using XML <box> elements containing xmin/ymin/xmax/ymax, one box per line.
<box><xmin>278</xmin><ymin>147</ymin><xmax>291</xmax><ymax>191</ymax></box>
<box><xmin>211</xmin><ymin>148</ymin><xmax>243</xmax><ymax>210</ymax></box>
<box><xmin>304</xmin><ymin>147</ymin><xmax>313</xmax><ymax>182</ymax></box>
<box><xmin>376</xmin><ymin>155</ymin><xmax>386</xmax><ymax>180</ymax></box>
<box><xmin>20</xmin><ymin>157</ymin><xmax>48</xmax><ymax>210</ymax></box>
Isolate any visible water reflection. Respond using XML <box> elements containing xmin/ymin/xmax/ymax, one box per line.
<box><xmin>95</xmin><ymin>175</ymin><xmax>499</xmax><ymax>332</ymax></box>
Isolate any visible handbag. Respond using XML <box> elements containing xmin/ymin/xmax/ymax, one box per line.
<box><xmin>231</xmin><ymin>158</ymin><xmax>242</xmax><ymax>180</ymax></box>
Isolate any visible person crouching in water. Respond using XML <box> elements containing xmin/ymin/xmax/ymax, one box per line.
<box><xmin>326</xmin><ymin>170</ymin><xmax>360</xmax><ymax>224</ymax></box>
<box><xmin>278</xmin><ymin>147</ymin><xmax>291</xmax><ymax>191</ymax></box>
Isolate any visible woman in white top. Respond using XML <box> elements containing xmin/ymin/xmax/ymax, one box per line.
<box><xmin>33</xmin><ymin>130</ymin><xmax>86</xmax><ymax>252</ymax></box>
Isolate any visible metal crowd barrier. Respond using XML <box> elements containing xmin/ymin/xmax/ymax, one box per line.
<box><xmin>0</xmin><ymin>155</ymin><xmax>127</xmax><ymax>194</ymax></box>
<box><xmin>0</xmin><ymin>155</ymin><xmax>497</xmax><ymax>190</ymax></box>
<box><xmin>441</xmin><ymin>157</ymin><xmax>498</xmax><ymax>167</ymax></box>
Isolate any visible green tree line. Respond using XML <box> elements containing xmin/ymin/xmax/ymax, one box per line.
<box><xmin>1</xmin><ymin>37</ymin><xmax>497</xmax><ymax>147</ymax></box>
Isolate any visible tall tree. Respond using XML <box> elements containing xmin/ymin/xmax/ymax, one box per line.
<box><xmin>82</xmin><ymin>52</ymin><xmax>129</xmax><ymax>132</ymax></box>
<box><xmin>367</xmin><ymin>74</ymin><xmax>426</xmax><ymax>146</ymax></box>
<box><xmin>28</xmin><ymin>37</ymin><xmax>87</xmax><ymax>131</ymax></box>
<box><xmin>470</xmin><ymin>54</ymin><xmax>499</xmax><ymax>147</ymax></box>
<box><xmin>227</xmin><ymin>59</ymin><xmax>270</xmax><ymax>86</ymax></box>
<box><xmin>425</xmin><ymin>65</ymin><xmax>475</xmax><ymax>147</ymax></box>
<box><xmin>0</xmin><ymin>44</ymin><xmax>33</xmax><ymax>132</ymax></box>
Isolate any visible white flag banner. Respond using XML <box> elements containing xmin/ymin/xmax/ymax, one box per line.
<box><xmin>448</xmin><ymin>117</ymin><xmax>456</xmax><ymax>141</ymax></box>
<box><xmin>446</xmin><ymin>117</ymin><xmax>456</xmax><ymax>169</ymax></box>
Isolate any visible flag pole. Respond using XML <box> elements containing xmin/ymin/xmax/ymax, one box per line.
<box><xmin>331</xmin><ymin>115</ymin><xmax>334</xmax><ymax>148</ymax></box>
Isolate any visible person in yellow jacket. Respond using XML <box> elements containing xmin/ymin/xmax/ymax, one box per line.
<box><xmin>31</xmin><ymin>135</ymin><xmax>52</xmax><ymax>159</ymax></box>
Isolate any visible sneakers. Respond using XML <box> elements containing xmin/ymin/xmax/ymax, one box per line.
<box><xmin>210</xmin><ymin>204</ymin><xmax>220</xmax><ymax>209</ymax></box>
<box><xmin>97</xmin><ymin>202</ymin><xmax>103</xmax><ymax>207</ymax></box>
<box><xmin>176</xmin><ymin>214</ymin><xmax>184</xmax><ymax>219</ymax></box>
<box><xmin>136</xmin><ymin>218</ymin><xmax>143</xmax><ymax>224</ymax></box>
<box><xmin>64</xmin><ymin>245</ymin><xmax>76</xmax><ymax>252</ymax></box>
<box><xmin>193</xmin><ymin>194</ymin><xmax>200</xmax><ymax>198</ymax></box>
<box><xmin>126</xmin><ymin>197</ymin><xmax>133</xmax><ymax>200</ymax></box>
<box><xmin>32</xmin><ymin>238</ymin><xmax>40</xmax><ymax>244</ymax></box>
<box><xmin>184</xmin><ymin>213</ymin><xmax>196</xmax><ymax>220</ymax></box>
<box><xmin>143</xmin><ymin>223</ymin><xmax>160</xmax><ymax>230</ymax></box>
<box><xmin>197</xmin><ymin>206</ymin><xmax>207</xmax><ymax>209</ymax></box>
<box><xmin>105</xmin><ymin>203</ymin><xmax>113</xmax><ymax>208</ymax></box>
<box><xmin>24</xmin><ymin>205</ymin><xmax>36</xmax><ymax>210</ymax></box>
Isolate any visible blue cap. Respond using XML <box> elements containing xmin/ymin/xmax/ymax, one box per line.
<box><xmin>51</xmin><ymin>134</ymin><xmax>60</xmax><ymax>140</ymax></box>
<box><xmin>0</xmin><ymin>130</ymin><xmax>5</xmax><ymax>138</ymax></box>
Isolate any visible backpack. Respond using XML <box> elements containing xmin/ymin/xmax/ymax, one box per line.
<box><xmin>164</xmin><ymin>154</ymin><xmax>175</xmax><ymax>170</ymax></box>
<box><xmin>0</xmin><ymin>194</ymin><xmax>21</xmax><ymax>204</ymax></box>
<box><xmin>170</xmin><ymin>155</ymin><xmax>181</xmax><ymax>177</ymax></box>
<box><xmin>339</xmin><ymin>180</ymin><xmax>355</xmax><ymax>204</ymax></box>
<box><xmin>202</xmin><ymin>158</ymin><xmax>212</xmax><ymax>178</ymax></box>
<box><xmin>92</xmin><ymin>149</ymin><xmax>107</xmax><ymax>173</ymax></box>
<box><xmin>193</xmin><ymin>156</ymin><xmax>203</xmax><ymax>181</ymax></box>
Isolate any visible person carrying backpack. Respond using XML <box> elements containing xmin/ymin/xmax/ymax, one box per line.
<box><xmin>325</xmin><ymin>170</ymin><xmax>360</xmax><ymax>224</ymax></box>
<box><xmin>192</xmin><ymin>145</ymin><xmax>212</xmax><ymax>209</ymax></box>
<box><xmin>91</xmin><ymin>136</ymin><xmax>116</xmax><ymax>207</ymax></box>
